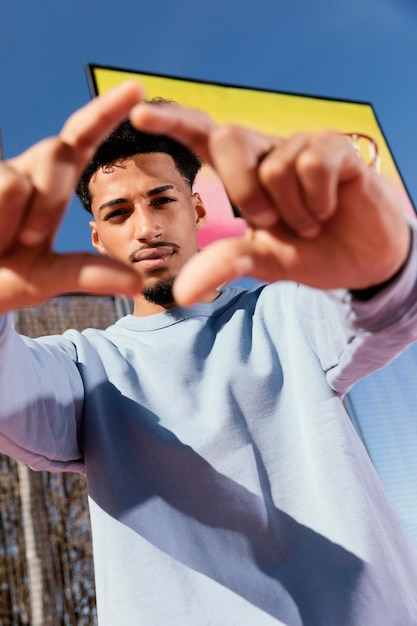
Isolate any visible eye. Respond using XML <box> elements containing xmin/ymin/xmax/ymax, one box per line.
<box><xmin>104</xmin><ymin>208</ymin><xmax>129</xmax><ymax>221</ymax></box>
<box><xmin>151</xmin><ymin>196</ymin><xmax>176</xmax><ymax>207</ymax></box>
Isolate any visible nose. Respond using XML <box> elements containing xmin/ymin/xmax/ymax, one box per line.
<box><xmin>133</xmin><ymin>206</ymin><xmax>162</xmax><ymax>242</ymax></box>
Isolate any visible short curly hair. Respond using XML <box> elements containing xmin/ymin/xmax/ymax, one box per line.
<box><xmin>75</xmin><ymin>118</ymin><xmax>203</xmax><ymax>214</ymax></box>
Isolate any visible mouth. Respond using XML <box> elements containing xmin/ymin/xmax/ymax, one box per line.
<box><xmin>131</xmin><ymin>246</ymin><xmax>177</xmax><ymax>271</ymax></box>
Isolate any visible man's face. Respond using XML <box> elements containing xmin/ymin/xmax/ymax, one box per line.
<box><xmin>89</xmin><ymin>152</ymin><xmax>206</xmax><ymax>299</ymax></box>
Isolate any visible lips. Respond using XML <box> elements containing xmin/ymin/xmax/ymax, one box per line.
<box><xmin>132</xmin><ymin>246</ymin><xmax>175</xmax><ymax>270</ymax></box>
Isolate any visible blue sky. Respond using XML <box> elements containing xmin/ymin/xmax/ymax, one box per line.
<box><xmin>1</xmin><ymin>0</ymin><xmax>417</xmax><ymax>252</ymax></box>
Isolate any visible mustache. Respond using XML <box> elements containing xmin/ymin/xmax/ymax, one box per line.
<box><xmin>128</xmin><ymin>241</ymin><xmax>180</xmax><ymax>263</ymax></box>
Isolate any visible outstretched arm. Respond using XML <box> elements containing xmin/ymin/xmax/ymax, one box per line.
<box><xmin>130</xmin><ymin>102</ymin><xmax>411</xmax><ymax>305</ymax></box>
<box><xmin>0</xmin><ymin>81</ymin><xmax>145</xmax><ymax>314</ymax></box>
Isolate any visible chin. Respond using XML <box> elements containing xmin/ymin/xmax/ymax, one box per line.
<box><xmin>143</xmin><ymin>277</ymin><xmax>176</xmax><ymax>306</ymax></box>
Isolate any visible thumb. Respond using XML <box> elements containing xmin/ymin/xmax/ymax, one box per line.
<box><xmin>173</xmin><ymin>238</ymin><xmax>254</xmax><ymax>306</ymax></box>
<box><xmin>42</xmin><ymin>252</ymin><xmax>143</xmax><ymax>298</ymax></box>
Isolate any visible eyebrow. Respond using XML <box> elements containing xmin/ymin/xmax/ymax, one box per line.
<box><xmin>97</xmin><ymin>185</ymin><xmax>176</xmax><ymax>213</ymax></box>
<box><xmin>97</xmin><ymin>198</ymin><xmax>128</xmax><ymax>213</ymax></box>
<box><xmin>146</xmin><ymin>184</ymin><xmax>175</xmax><ymax>197</ymax></box>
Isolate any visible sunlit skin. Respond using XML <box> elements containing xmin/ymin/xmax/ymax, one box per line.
<box><xmin>0</xmin><ymin>81</ymin><xmax>410</xmax><ymax>316</ymax></box>
<box><xmin>89</xmin><ymin>152</ymin><xmax>220</xmax><ymax>316</ymax></box>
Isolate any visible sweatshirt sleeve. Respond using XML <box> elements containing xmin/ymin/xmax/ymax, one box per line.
<box><xmin>297</xmin><ymin>219</ymin><xmax>417</xmax><ymax>395</ymax></box>
<box><xmin>0</xmin><ymin>314</ymin><xmax>85</xmax><ymax>473</ymax></box>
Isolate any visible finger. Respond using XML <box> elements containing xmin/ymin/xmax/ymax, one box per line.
<box><xmin>130</xmin><ymin>101</ymin><xmax>217</xmax><ymax>163</ymax></box>
<box><xmin>12</xmin><ymin>138</ymin><xmax>84</xmax><ymax>246</ymax></box>
<box><xmin>0</xmin><ymin>162</ymin><xmax>33</xmax><ymax>253</ymax></box>
<box><xmin>133</xmin><ymin>106</ymin><xmax>280</xmax><ymax>228</ymax></box>
<box><xmin>60</xmin><ymin>80</ymin><xmax>145</xmax><ymax>166</ymax></box>
<box><xmin>258</xmin><ymin>133</ymin><xmax>322</xmax><ymax>238</ymax></box>
<box><xmin>39</xmin><ymin>252</ymin><xmax>143</xmax><ymax>300</ymax></box>
<box><xmin>173</xmin><ymin>238</ymin><xmax>255</xmax><ymax>306</ymax></box>
<box><xmin>0</xmin><ymin>251</ymin><xmax>143</xmax><ymax>314</ymax></box>
<box><xmin>53</xmin><ymin>252</ymin><xmax>143</xmax><ymax>296</ymax></box>
<box><xmin>208</xmin><ymin>125</ymin><xmax>281</xmax><ymax>228</ymax></box>
<box><xmin>292</xmin><ymin>131</ymin><xmax>364</xmax><ymax>221</ymax></box>
<box><xmin>132</xmin><ymin>104</ymin><xmax>283</xmax><ymax>229</ymax></box>
<box><xmin>16</xmin><ymin>81</ymin><xmax>145</xmax><ymax>246</ymax></box>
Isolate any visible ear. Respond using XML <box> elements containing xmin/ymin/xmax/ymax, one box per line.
<box><xmin>89</xmin><ymin>220</ymin><xmax>108</xmax><ymax>256</ymax></box>
<box><xmin>192</xmin><ymin>193</ymin><xmax>207</xmax><ymax>231</ymax></box>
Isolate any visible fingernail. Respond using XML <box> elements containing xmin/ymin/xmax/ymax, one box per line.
<box><xmin>299</xmin><ymin>223</ymin><xmax>321</xmax><ymax>238</ymax></box>
<box><xmin>19</xmin><ymin>229</ymin><xmax>45</xmax><ymax>246</ymax></box>
<box><xmin>250</xmin><ymin>210</ymin><xmax>277</xmax><ymax>228</ymax></box>
<box><xmin>234</xmin><ymin>255</ymin><xmax>254</xmax><ymax>276</ymax></box>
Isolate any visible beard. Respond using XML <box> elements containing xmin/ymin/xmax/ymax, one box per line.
<box><xmin>143</xmin><ymin>277</ymin><xmax>176</xmax><ymax>306</ymax></box>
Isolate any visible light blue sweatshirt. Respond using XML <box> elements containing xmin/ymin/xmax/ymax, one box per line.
<box><xmin>2</xmin><ymin>232</ymin><xmax>417</xmax><ymax>624</ymax></box>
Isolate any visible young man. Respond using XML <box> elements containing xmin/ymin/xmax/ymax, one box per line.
<box><xmin>75</xmin><ymin>119</ymin><xmax>217</xmax><ymax>315</ymax></box>
<box><xmin>1</xmin><ymin>82</ymin><xmax>417</xmax><ymax>624</ymax></box>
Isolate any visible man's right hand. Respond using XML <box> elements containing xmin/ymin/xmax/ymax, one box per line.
<box><xmin>0</xmin><ymin>81</ymin><xmax>145</xmax><ymax>315</ymax></box>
